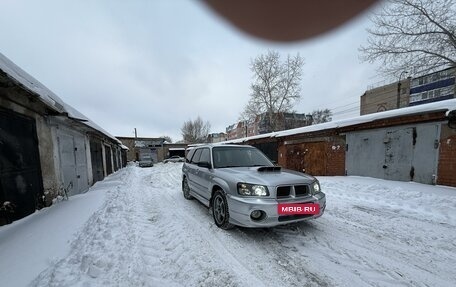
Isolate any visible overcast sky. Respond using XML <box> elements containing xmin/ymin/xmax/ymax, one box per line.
<box><xmin>0</xmin><ymin>0</ymin><xmax>383</xmax><ymax>142</ymax></box>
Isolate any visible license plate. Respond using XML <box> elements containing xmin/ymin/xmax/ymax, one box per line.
<box><xmin>278</xmin><ymin>203</ymin><xmax>320</xmax><ymax>215</ymax></box>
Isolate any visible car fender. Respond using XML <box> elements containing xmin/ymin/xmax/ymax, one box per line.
<box><xmin>210</xmin><ymin>176</ymin><xmax>231</xmax><ymax>199</ymax></box>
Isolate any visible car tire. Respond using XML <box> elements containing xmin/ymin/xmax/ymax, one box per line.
<box><xmin>182</xmin><ymin>177</ymin><xmax>193</xmax><ymax>200</ymax></box>
<box><xmin>211</xmin><ymin>190</ymin><xmax>234</xmax><ymax>230</ymax></box>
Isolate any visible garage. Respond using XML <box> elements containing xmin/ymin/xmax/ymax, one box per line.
<box><xmin>0</xmin><ymin>108</ymin><xmax>44</xmax><ymax>224</ymax></box>
<box><xmin>346</xmin><ymin>123</ymin><xmax>441</xmax><ymax>184</ymax></box>
<box><xmin>89</xmin><ymin>137</ymin><xmax>104</xmax><ymax>184</ymax></box>
<box><xmin>56</xmin><ymin>128</ymin><xmax>90</xmax><ymax>196</ymax></box>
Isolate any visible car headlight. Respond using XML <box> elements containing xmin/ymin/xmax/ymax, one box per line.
<box><xmin>312</xmin><ymin>181</ymin><xmax>321</xmax><ymax>194</ymax></box>
<box><xmin>237</xmin><ymin>183</ymin><xmax>269</xmax><ymax>196</ymax></box>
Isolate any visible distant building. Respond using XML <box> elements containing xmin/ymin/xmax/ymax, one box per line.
<box><xmin>226</xmin><ymin>124</ymin><xmax>237</xmax><ymax>140</ymax></box>
<box><xmin>226</xmin><ymin>112</ymin><xmax>312</xmax><ymax>140</ymax></box>
<box><xmin>116</xmin><ymin>137</ymin><xmax>188</xmax><ymax>162</ymax></box>
<box><xmin>207</xmin><ymin>132</ymin><xmax>227</xmax><ymax>143</ymax></box>
<box><xmin>116</xmin><ymin>137</ymin><xmax>165</xmax><ymax>162</ymax></box>
<box><xmin>257</xmin><ymin>112</ymin><xmax>313</xmax><ymax>134</ymax></box>
<box><xmin>409</xmin><ymin>67</ymin><xmax>455</xmax><ymax>106</ymax></box>
<box><xmin>360</xmin><ymin>78</ymin><xmax>411</xmax><ymax>115</ymax></box>
<box><xmin>361</xmin><ymin>67</ymin><xmax>456</xmax><ymax>115</ymax></box>
<box><xmin>226</xmin><ymin>121</ymin><xmax>254</xmax><ymax>140</ymax></box>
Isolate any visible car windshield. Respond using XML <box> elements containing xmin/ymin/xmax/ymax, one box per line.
<box><xmin>212</xmin><ymin>147</ymin><xmax>273</xmax><ymax>168</ymax></box>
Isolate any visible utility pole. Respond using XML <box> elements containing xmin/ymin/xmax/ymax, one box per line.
<box><xmin>397</xmin><ymin>71</ymin><xmax>408</xmax><ymax>109</ymax></box>
<box><xmin>245</xmin><ymin>120</ymin><xmax>248</xmax><ymax>137</ymax></box>
<box><xmin>134</xmin><ymin>128</ymin><xmax>138</xmax><ymax>161</ymax></box>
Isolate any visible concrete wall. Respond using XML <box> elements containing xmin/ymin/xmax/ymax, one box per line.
<box><xmin>0</xmin><ymin>92</ymin><xmax>60</xmax><ymax>205</ymax></box>
<box><xmin>361</xmin><ymin>78</ymin><xmax>410</xmax><ymax>115</ymax></box>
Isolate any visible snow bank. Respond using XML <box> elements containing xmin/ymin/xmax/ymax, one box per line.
<box><xmin>0</xmin><ymin>173</ymin><xmax>122</xmax><ymax>287</ymax></box>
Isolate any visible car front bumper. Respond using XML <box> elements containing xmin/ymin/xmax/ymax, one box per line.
<box><xmin>226</xmin><ymin>192</ymin><xmax>326</xmax><ymax>228</ymax></box>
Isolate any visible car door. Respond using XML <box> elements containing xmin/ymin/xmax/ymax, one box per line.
<box><xmin>186</xmin><ymin>148</ymin><xmax>202</xmax><ymax>192</ymax></box>
<box><xmin>193</xmin><ymin>148</ymin><xmax>212</xmax><ymax>201</ymax></box>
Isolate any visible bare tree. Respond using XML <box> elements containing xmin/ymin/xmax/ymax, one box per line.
<box><xmin>181</xmin><ymin>116</ymin><xmax>211</xmax><ymax>143</ymax></box>
<box><xmin>360</xmin><ymin>0</ymin><xmax>456</xmax><ymax>77</ymax></box>
<box><xmin>242</xmin><ymin>51</ymin><xmax>304</xmax><ymax>132</ymax></box>
<box><xmin>311</xmin><ymin>109</ymin><xmax>332</xmax><ymax>124</ymax></box>
<box><xmin>161</xmin><ymin>136</ymin><xmax>173</xmax><ymax>143</ymax></box>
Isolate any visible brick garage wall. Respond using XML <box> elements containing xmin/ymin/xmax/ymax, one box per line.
<box><xmin>437</xmin><ymin>124</ymin><xmax>456</xmax><ymax>187</ymax></box>
<box><xmin>276</xmin><ymin>135</ymin><xmax>346</xmax><ymax>176</ymax></box>
<box><xmin>325</xmin><ymin>139</ymin><xmax>346</xmax><ymax>176</ymax></box>
<box><xmin>278</xmin><ymin>142</ymin><xmax>287</xmax><ymax>167</ymax></box>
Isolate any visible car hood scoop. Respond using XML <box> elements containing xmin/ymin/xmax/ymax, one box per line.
<box><xmin>256</xmin><ymin>166</ymin><xmax>282</xmax><ymax>172</ymax></box>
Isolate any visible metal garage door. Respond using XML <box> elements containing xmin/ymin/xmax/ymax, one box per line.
<box><xmin>105</xmin><ymin>145</ymin><xmax>113</xmax><ymax>175</ymax></box>
<box><xmin>384</xmin><ymin>128</ymin><xmax>414</xmax><ymax>181</ymax></box>
<box><xmin>90</xmin><ymin>139</ymin><xmax>104</xmax><ymax>184</ymax></box>
<box><xmin>346</xmin><ymin>124</ymin><xmax>440</xmax><ymax>184</ymax></box>
<box><xmin>57</xmin><ymin>129</ymin><xmax>89</xmax><ymax>196</ymax></box>
<box><xmin>0</xmin><ymin>109</ymin><xmax>43</xmax><ymax>224</ymax></box>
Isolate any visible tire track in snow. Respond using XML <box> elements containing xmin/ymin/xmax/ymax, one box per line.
<box><xmin>233</xmin><ymin>225</ymin><xmax>332</xmax><ymax>287</ymax></box>
<box><xmin>137</xmin><ymin>163</ymin><xmax>264</xmax><ymax>287</ymax></box>
<box><xmin>30</xmin><ymin>164</ymin><xmax>456</xmax><ymax>287</ymax></box>
<box><xmin>270</xmin><ymin>191</ymin><xmax>452</xmax><ymax>285</ymax></box>
<box><xmin>143</xmin><ymin>163</ymin><xmax>332</xmax><ymax>287</ymax></box>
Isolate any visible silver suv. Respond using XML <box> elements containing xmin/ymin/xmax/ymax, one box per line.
<box><xmin>182</xmin><ymin>144</ymin><xmax>326</xmax><ymax>229</ymax></box>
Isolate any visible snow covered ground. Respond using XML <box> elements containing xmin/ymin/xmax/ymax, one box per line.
<box><xmin>1</xmin><ymin>163</ymin><xmax>455</xmax><ymax>287</ymax></box>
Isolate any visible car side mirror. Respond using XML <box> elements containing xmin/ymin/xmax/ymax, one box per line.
<box><xmin>198</xmin><ymin>161</ymin><xmax>212</xmax><ymax>169</ymax></box>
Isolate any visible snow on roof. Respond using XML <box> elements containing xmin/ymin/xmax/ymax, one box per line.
<box><xmin>0</xmin><ymin>52</ymin><xmax>66</xmax><ymax>113</ymax></box>
<box><xmin>85</xmin><ymin>119</ymin><xmax>122</xmax><ymax>144</ymax></box>
<box><xmin>62</xmin><ymin>102</ymin><xmax>89</xmax><ymax>122</ymax></box>
<box><xmin>168</xmin><ymin>148</ymin><xmax>186</xmax><ymax>151</ymax></box>
<box><xmin>0</xmin><ymin>52</ymin><xmax>122</xmax><ymax>145</ymax></box>
<box><xmin>120</xmin><ymin>144</ymin><xmax>129</xmax><ymax>150</ymax></box>
<box><xmin>226</xmin><ymin>99</ymin><xmax>456</xmax><ymax>143</ymax></box>
<box><xmin>61</xmin><ymin>102</ymin><xmax>120</xmax><ymax>143</ymax></box>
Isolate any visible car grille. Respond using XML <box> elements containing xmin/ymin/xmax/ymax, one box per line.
<box><xmin>276</xmin><ymin>185</ymin><xmax>310</xmax><ymax>198</ymax></box>
<box><xmin>276</xmin><ymin>186</ymin><xmax>291</xmax><ymax>197</ymax></box>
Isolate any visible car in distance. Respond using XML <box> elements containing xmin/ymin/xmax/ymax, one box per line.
<box><xmin>164</xmin><ymin>155</ymin><xmax>185</xmax><ymax>163</ymax></box>
<box><xmin>181</xmin><ymin>144</ymin><xmax>326</xmax><ymax>229</ymax></box>
<box><xmin>138</xmin><ymin>153</ymin><xmax>154</xmax><ymax>167</ymax></box>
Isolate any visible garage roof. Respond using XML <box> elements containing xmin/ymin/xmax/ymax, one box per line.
<box><xmin>225</xmin><ymin>98</ymin><xmax>456</xmax><ymax>143</ymax></box>
<box><xmin>0</xmin><ymin>52</ymin><xmax>122</xmax><ymax>144</ymax></box>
